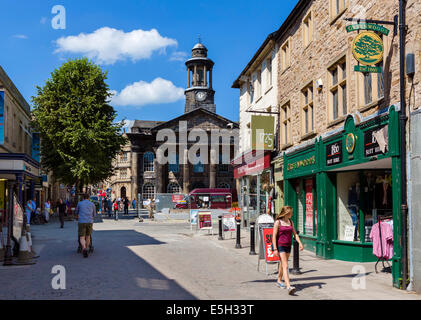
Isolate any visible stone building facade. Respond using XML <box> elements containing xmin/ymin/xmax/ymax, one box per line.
<box><xmin>267</xmin><ymin>0</ymin><xmax>420</xmax><ymax>290</ymax></box>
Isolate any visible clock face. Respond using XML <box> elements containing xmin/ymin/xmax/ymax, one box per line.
<box><xmin>195</xmin><ymin>91</ymin><xmax>207</xmax><ymax>102</ymax></box>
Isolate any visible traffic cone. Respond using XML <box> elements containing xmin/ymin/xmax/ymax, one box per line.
<box><xmin>0</xmin><ymin>229</ymin><xmax>5</xmax><ymax>262</ymax></box>
<box><xmin>17</xmin><ymin>229</ymin><xmax>35</xmax><ymax>265</ymax></box>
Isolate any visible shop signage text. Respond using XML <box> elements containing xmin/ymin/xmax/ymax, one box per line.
<box><xmin>364</xmin><ymin>127</ymin><xmax>387</xmax><ymax>157</ymax></box>
<box><xmin>346</xmin><ymin>23</ymin><xmax>390</xmax><ymax>36</ymax></box>
<box><xmin>251</xmin><ymin>115</ymin><xmax>275</xmax><ymax>151</ymax></box>
<box><xmin>287</xmin><ymin>155</ymin><xmax>316</xmax><ymax>172</ymax></box>
<box><xmin>326</xmin><ymin>141</ymin><xmax>342</xmax><ymax>166</ymax></box>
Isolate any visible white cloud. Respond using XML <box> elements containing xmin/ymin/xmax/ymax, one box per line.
<box><xmin>13</xmin><ymin>34</ymin><xmax>28</xmax><ymax>39</ymax></box>
<box><xmin>54</xmin><ymin>27</ymin><xmax>178</xmax><ymax>65</ymax></box>
<box><xmin>110</xmin><ymin>78</ymin><xmax>184</xmax><ymax>107</ymax></box>
<box><xmin>170</xmin><ymin>51</ymin><xmax>188</xmax><ymax>62</ymax></box>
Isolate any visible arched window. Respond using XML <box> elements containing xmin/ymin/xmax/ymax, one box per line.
<box><xmin>218</xmin><ymin>183</ymin><xmax>230</xmax><ymax>189</ymax></box>
<box><xmin>167</xmin><ymin>182</ymin><xmax>181</xmax><ymax>194</ymax></box>
<box><xmin>193</xmin><ymin>150</ymin><xmax>204</xmax><ymax>173</ymax></box>
<box><xmin>142</xmin><ymin>183</ymin><xmax>155</xmax><ymax>200</ymax></box>
<box><xmin>143</xmin><ymin>152</ymin><xmax>154</xmax><ymax>172</ymax></box>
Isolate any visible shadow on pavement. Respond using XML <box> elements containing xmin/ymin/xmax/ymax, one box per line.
<box><xmin>0</xmin><ymin>223</ymin><xmax>198</xmax><ymax>300</ymax></box>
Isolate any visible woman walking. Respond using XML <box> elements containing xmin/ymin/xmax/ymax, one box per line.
<box><xmin>272</xmin><ymin>206</ymin><xmax>303</xmax><ymax>295</ymax></box>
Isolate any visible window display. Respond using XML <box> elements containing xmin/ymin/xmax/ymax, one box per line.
<box><xmin>337</xmin><ymin>170</ymin><xmax>393</xmax><ymax>243</ymax></box>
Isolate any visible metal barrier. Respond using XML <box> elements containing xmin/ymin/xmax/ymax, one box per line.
<box><xmin>154</xmin><ymin>193</ymin><xmax>187</xmax><ymax>212</ymax></box>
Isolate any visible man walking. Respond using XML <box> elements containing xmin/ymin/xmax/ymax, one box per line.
<box><xmin>124</xmin><ymin>197</ymin><xmax>129</xmax><ymax>215</ymax></box>
<box><xmin>57</xmin><ymin>198</ymin><xmax>66</xmax><ymax>228</ymax></box>
<box><xmin>75</xmin><ymin>194</ymin><xmax>96</xmax><ymax>258</ymax></box>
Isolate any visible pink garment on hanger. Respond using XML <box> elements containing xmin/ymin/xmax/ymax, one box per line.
<box><xmin>369</xmin><ymin>221</ymin><xmax>393</xmax><ymax>260</ymax></box>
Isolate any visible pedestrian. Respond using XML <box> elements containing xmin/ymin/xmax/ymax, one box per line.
<box><xmin>107</xmin><ymin>197</ymin><xmax>112</xmax><ymax>218</ymax></box>
<box><xmin>272</xmin><ymin>205</ymin><xmax>303</xmax><ymax>295</ymax></box>
<box><xmin>75</xmin><ymin>193</ymin><xmax>96</xmax><ymax>258</ymax></box>
<box><xmin>124</xmin><ymin>197</ymin><xmax>129</xmax><ymax>215</ymax></box>
<box><xmin>25</xmin><ymin>199</ymin><xmax>32</xmax><ymax>226</ymax></box>
<box><xmin>132</xmin><ymin>198</ymin><xmax>136</xmax><ymax>210</ymax></box>
<box><xmin>57</xmin><ymin>198</ymin><xmax>66</xmax><ymax>228</ymax></box>
<box><xmin>113</xmin><ymin>199</ymin><xmax>118</xmax><ymax>220</ymax></box>
<box><xmin>31</xmin><ymin>197</ymin><xmax>37</xmax><ymax>224</ymax></box>
<box><xmin>148</xmin><ymin>199</ymin><xmax>155</xmax><ymax>220</ymax></box>
<box><xmin>44</xmin><ymin>199</ymin><xmax>51</xmax><ymax>223</ymax></box>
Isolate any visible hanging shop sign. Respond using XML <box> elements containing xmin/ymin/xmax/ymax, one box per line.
<box><xmin>351</xmin><ymin>30</ymin><xmax>384</xmax><ymax>73</ymax></box>
<box><xmin>326</xmin><ymin>141</ymin><xmax>342</xmax><ymax>166</ymax></box>
<box><xmin>251</xmin><ymin>115</ymin><xmax>275</xmax><ymax>151</ymax></box>
<box><xmin>352</xmin><ymin>31</ymin><xmax>384</xmax><ymax>66</ymax></box>
<box><xmin>346</xmin><ymin>23</ymin><xmax>390</xmax><ymax>36</ymax></box>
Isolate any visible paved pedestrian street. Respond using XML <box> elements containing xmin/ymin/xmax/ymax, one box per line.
<box><xmin>1</xmin><ymin>217</ymin><xmax>420</xmax><ymax>301</ymax></box>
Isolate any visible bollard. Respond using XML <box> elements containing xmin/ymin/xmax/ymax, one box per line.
<box><xmin>235</xmin><ymin>219</ymin><xmax>242</xmax><ymax>249</ymax></box>
<box><xmin>290</xmin><ymin>231</ymin><xmax>302</xmax><ymax>275</ymax></box>
<box><xmin>249</xmin><ymin>222</ymin><xmax>256</xmax><ymax>255</ymax></box>
<box><xmin>218</xmin><ymin>215</ymin><xmax>223</xmax><ymax>240</ymax></box>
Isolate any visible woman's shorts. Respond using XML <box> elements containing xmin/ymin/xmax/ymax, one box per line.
<box><xmin>278</xmin><ymin>245</ymin><xmax>292</xmax><ymax>254</ymax></box>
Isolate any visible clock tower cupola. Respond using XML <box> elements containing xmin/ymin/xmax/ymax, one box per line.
<box><xmin>184</xmin><ymin>38</ymin><xmax>215</xmax><ymax>113</ymax></box>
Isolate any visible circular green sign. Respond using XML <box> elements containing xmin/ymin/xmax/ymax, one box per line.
<box><xmin>346</xmin><ymin>133</ymin><xmax>356</xmax><ymax>154</ymax></box>
<box><xmin>352</xmin><ymin>31</ymin><xmax>384</xmax><ymax>66</ymax></box>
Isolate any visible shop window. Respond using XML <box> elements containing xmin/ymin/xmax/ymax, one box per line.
<box><xmin>295</xmin><ymin>178</ymin><xmax>317</xmax><ymax>236</ymax></box>
<box><xmin>302</xmin><ymin>83</ymin><xmax>314</xmax><ymax>135</ymax></box>
<box><xmin>336</xmin><ymin>170</ymin><xmax>393</xmax><ymax>242</ymax></box>
<box><xmin>328</xmin><ymin>58</ymin><xmax>347</xmax><ymax>122</ymax></box>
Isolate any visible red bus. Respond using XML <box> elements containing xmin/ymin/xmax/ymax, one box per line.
<box><xmin>174</xmin><ymin>188</ymin><xmax>236</xmax><ymax>209</ymax></box>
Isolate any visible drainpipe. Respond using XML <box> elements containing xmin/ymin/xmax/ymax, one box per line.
<box><xmin>399</xmin><ymin>0</ymin><xmax>408</xmax><ymax>291</ymax></box>
<box><xmin>406</xmin><ymin>148</ymin><xmax>414</xmax><ymax>291</ymax></box>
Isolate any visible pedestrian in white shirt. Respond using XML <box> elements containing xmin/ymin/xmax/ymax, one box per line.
<box><xmin>44</xmin><ymin>200</ymin><xmax>51</xmax><ymax>223</ymax></box>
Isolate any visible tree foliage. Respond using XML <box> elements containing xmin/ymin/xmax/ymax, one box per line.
<box><xmin>354</xmin><ymin>35</ymin><xmax>383</xmax><ymax>61</ymax></box>
<box><xmin>31</xmin><ymin>58</ymin><xmax>127</xmax><ymax>190</ymax></box>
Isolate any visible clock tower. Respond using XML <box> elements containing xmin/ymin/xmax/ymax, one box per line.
<box><xmin>184</xmin><ymin>39</ymin><xmax>216</xmax><ymax>113</ymax></box>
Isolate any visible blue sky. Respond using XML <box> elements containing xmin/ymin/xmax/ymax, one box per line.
<box><xmin>1</xmin><ymin>0</ymin><xmax>299</xmax><ymax>123</ymax></box>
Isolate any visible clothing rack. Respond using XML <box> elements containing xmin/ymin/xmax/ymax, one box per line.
<box><xmin>375</xmin><ymin>215</ymin><xmax>392</xmax><ymax>273</ymax></box>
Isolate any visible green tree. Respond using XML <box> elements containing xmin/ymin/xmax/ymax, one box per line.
<box><xmin>31</xmin><ymin>58</ymin><xmax>127</xmax><ymax>192</ymax></box>
<box><xmin>354</xmin><ymin>35</ymin><xmax>383</xmax><ymax>63</ymax></box>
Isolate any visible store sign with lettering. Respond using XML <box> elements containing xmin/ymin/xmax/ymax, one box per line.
<box><xmin>326</xmin><ymin>141</ymin><xmax>342</xmax><ymax>166</ymax></box>
<box><xmin>287</xmin><ymin>155</ymin><xmax>316</xmax><ymax>172</ymax></box>
<box><xmin>262</xmin><ymin>227</ymin><xmax>280</xmax><ymax>263</ymax></box>
<box><xmin>346</xmin><ymin>23</ymin><xmax>390</xmax><ymax>36</ymax></box>
<box><xmin>364</xmin><ymin>128</ymin><xmax>387</xmax><ymax>157</ymax></box>
<box><xmin>251</xmin><ymin>115</ymin><xmax>275</xmax><ymax>151</ymax></box>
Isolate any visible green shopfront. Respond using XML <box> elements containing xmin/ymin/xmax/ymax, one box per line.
<box><xmin>283</xmin><ymin>105</ymin><xmax>403</xmax><ymax>288</ymax></box>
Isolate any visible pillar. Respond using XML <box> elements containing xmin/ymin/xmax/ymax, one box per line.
<box><xmin>209</xmin><ymin>69</ymin><xmax>213</xmax><ymax>89</ymax></box>
<box><xmin>187</xmin><ymin>67</ymin><xmax>190</xmax><ymax>88</ymax></box>
<box><xmin>17</xmin><ymin>174</ymin><xmax>23</xmax><ymax>205</ymax></box>
<box><xmin>193</xmin><ymin>65</ymin><xmax>197</xmax><ymax>86</ymax></box>
<box><xmin>209</xmin><ymin>149</ymin><xmax>216</xmax><ymax>188</ymax></box>
<box><xmin>204</xmin><ymin>65</ymin><xmax>207</xmax><ymax>87</ymax></box>
<box><xmin>183</xmin><ymin>149</ymin><xmax>190</xmax><ymax>194</ymax></box>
